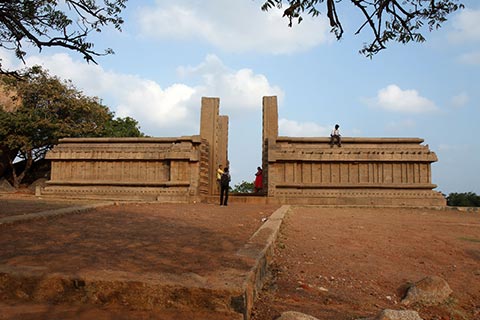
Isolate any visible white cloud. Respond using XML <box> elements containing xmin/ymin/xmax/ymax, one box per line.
<box><xmin>364</xmin><ymin>84</ymin><xmax>438</xmax><ymax>113</ymax></box>
<box><xmin>451</xmin><ymin>92</ymin><xmax>469</xmax><ymax>108</ymax></box>
<box><xmin>448</xmin><ymin>8</ymin><xmax>480</xmax><ymax>43</ymax></box>
<box><xmin>279</xmin><ymin>119</ymin><xmax>329</xmax><ymax>137</ymax></box>
<box><xmin>136</xmin><ymin>0</ymin><xmax>330</xmax><ymax>54</ymax></box>
<box><xmin>22</xmin><ymin>53</ymin><xmax>196</xmax><ymax>135</ymax></box>
<box><xmin>9</xmin><ymin>52</ymin><xmax>282</xmax><ymax>136</ymax></box>
<box><xmin>0</xmin><ymin>51</ymin><xmax>16</xmax><ymax>71</ymax></box>
<box><xmin>180</xmin><ymin>54</ymin><xmax>284</xmax><ymax>113</ymax></box>
<box><xmin>458</xmin><ymin>51</ymin><xmax>480</xmax><ymax>65</ymax></box>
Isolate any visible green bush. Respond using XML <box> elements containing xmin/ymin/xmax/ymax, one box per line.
<box><xmin>446</xmin><ymin>192</ymin><xmax>480</xmax><ymax>207</ymax></box>
<box><xmin>231</xmin><ymin>181</ymin><xmax>254</xmax><ymax>193</ymax></box>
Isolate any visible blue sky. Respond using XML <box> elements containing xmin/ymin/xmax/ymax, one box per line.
<box><xmin>1</xmin><ymin>0</ymin><xmax>479</xmax><ymax>194</ymax></box>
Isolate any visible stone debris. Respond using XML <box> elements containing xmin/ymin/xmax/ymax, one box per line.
<box><xmin>374</xmin><ymin>309</ymin><xmax>423</xmax><ymax>320</ymax></box>
<box><xmin>277</xmin><ymin>311</ymin><xmax>320</xmax><ymax>320</ymax></box>
<box><xmin>357</xmin><ymin>309</ymin><xmax>424</xmax><ymax>320</ymax></box>
<box><xmin>401</xmin><ymin>275</ymin><xmax>452</xmax><ymax>306</ymax></box>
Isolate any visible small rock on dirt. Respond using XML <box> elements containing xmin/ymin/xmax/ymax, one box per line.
<box><xmin>277</xmin><ymin>311</ymin><xmax>320</xmax><ymax>320</ymax></box>
<box><xmin>401</xmin><ymin>275</ymin><xmax>452</xmax><ymax>306</ymax></box>
<box><xmin>375</xmin><ymin>309</ymin><xmax>423</xmax><ymax>320</ymax></box>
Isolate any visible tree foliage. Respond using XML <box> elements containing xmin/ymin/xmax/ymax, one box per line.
<box><xmin>103</xmin><ymin>116</ymin><xmax>144</xmax><ymax>138</ymax></box>
<box><xmin>0</xmin><ymin>66</ymin><xmax>143</xmax><ymax>187</ymax></box>
<box><xmin>446</xmin><ymin>192</ymin><xmax>480</xmax><ymax>207</ymax></box>
<box><xmin>0</xmin><ymin>0</ymin><xmax>127</xmax><ymax>75</ymax></box>
<box><xmin>231</xmin><ymin>180</ymin><xmax>255</xmax><ymax>193</ymax></box>
<box><xmin>261</xmin><ymin>0</ymin><xmax>464</xmax><ymax>56</ymax></box>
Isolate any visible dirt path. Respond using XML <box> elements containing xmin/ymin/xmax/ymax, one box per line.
<box><xmin>1</xmin><ymin>197</ymin><xmax>479</xmax><ymax>320</ymax></box>
<box><xmin>0</xmin><ymin>203</ymin><xmax>279</xmax><ymax>276</ymax></box>
<box><xmin>0</xmin><ymin>198</ymin><xmax>89</xmax><ymax>219</ymax></box>
<box><xmin>0</xmin><ymin>201</ymin><xmax>280</xmax><ymax>320</ymax></box>
<box><xmin>252</xmin><ymin>207</ymin><xmax>480</xmax><ymax>320</ymax></box>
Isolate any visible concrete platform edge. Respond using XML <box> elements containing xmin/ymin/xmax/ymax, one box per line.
<box><xmin>0</xmin><ymin>202</ymin><xmax>114</xmax><ymax>227</ymax></box>
<box><xmin>234</xmin><ymin>205</ymin><xmax>291</xmax><ymax>320</ymax></box>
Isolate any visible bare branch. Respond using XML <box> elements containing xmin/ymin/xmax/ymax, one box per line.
<box><xmin>0</xmin><ymin>0</ymin><xmax>126</xmax><ymax>76</ymax></box>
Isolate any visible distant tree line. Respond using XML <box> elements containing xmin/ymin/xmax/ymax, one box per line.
<box><xmin>446</xmin><ymin>192</ymin><xmax>480</xmax><ymax>207</ymax></box>
<box><xmin>0</xmin><ymin>66</ymin><xmax>144</xmax><ymax>188</ymax></box>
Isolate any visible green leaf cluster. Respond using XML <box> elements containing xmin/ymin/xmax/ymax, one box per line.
<box><xmin>231</xmin><ymin>180</ymin><xmax>255</xmax><ymax>193</ymax></box>
<box><xmin>446</xmin><ymin>192</ymin><xmax>480</xmax><ymax>207</ymax></box>
<box><xmin>103</xmin><ymin>116</ymin><xmax>144</xmax><ymax>138</ymax></box>
<box><xmin>0</xmin><ymin>66</ymin><xmax>143</xmax><ymax>187</ymax></box>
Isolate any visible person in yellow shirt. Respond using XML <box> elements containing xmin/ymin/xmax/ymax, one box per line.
<box><xmin>216</xmin><ymin>164</ymin><xmax>224</xmax><ymax>191</ymax></box>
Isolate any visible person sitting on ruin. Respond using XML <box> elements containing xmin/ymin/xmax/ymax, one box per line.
<box><xmin>330</xmin><ymin>124</ymin><xmax>341</xmax><ymax>147</ymax></box>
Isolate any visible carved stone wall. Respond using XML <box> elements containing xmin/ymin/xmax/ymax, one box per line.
<box><xmin>41</xmin><ymin>97</ymin><xmax>229</xmax><ymax>202</ymax></box>
<box><xmin>41</xmin><ymin>96</ymin><xmax>445</xmax><ymax>206</ymax></box>
<box><xmin>199</xmin><ymin>97</ymin><xmax>230</xmax><ymax>195</ymax></box>
<box><xmin>262</xmin><ymin>96</ymin><xmax>445</xmax><ymax>206</ymax></box>
<box><xmin>42</xmin><ymin>137</ymin><xmax>203</xmax><ymax>202</ymax></box>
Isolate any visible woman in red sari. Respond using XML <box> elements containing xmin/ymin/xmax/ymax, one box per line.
<box><xmin>254</xmin><ymin>167</ymin><xmax>263</xmax><ymax>193</ymax></box>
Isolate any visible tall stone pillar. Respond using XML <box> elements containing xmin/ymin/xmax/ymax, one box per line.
<box><xmin>218</xmin><ymin>115</ymin><xmax>229</xmax><ymax>170</ymax></box>
<box><xmin>200</xmin><ymin>97</ymin><xmax>220</xmax><ymax>195</ymax></box>
<box><xmin>199</xmin><ymin>97</ymin><xmax>229</xmax><ymax>196</ymax></box>
<box><xmin>262</xmin><ymin>96</ymin><xmax>279</xmax><ymax>196</ymax></box>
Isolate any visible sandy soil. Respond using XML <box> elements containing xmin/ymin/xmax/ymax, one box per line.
<box><xmin>1</xmin><ymin>195</ymin><xmax>479</xmax><ymax>320</ymax></box>
<box><xmin>0</xmin><ymin>199</ymin><xmax>280</xmax><ymax>320</ymax></box>
<box><xmin>251</xmin><ymin>207</ymin><xmax>480</xmax><ymax>320</ymax></box>
<box><xmin>0</xmin><ymin>198</ymin><xmax>88</xmax><ymax>219</ymax></box>
<box><xmin>0</xmin><ymin>203</ymin><xmax>279</xmax><ymax>276</ymax></box>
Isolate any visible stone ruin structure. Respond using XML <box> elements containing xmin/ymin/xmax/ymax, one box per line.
<box><xmin>41</xmin><ymin>97</ymin><xmax>227</xmax><ymax>202</ymax></box>
<box><xmin>262</xmin><ymin>96</ymin><xmax>445</xmax><ymax>206</ymax></box>
<box><xmin>40</xmin><ymin>96</ymin><xmax>446</xmax><ymax>206</ymax></box>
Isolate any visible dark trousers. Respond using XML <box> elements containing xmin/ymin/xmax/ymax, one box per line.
<box><xmin>220</xmin><ymin>186</ymin><xmax>229</xmax><ymax>205</ymax></box>
<box><xmin>330</xmin><ymin>135</ymin><xmax>341</xmax><ymax>146</ymax></box>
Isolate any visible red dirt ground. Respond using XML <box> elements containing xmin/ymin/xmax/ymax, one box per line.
<box><xmin>0</xmin><ymin>203</ymin><xmax>279</xmax><ymax>276</ymax></box>
<box><xmin>0</xmin><ymin>198</ymin><xmax>89</xmax><ymax>219</ymax></box>
<box><xmin>0</xmin><ymin>199</ymin><xmax>280</xmax><ymax>319</ymax></box>
<box><xmin>1</xmin><ymin>196</ymin><xmax>479</xmax><ymax>320</ymax></box>
<box><xmin>251</xmin><ymin>207</ymin><xmax>480</xmax><ymax>320</ymax></box>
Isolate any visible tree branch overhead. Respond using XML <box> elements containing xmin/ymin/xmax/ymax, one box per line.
<box><xmin>261</xmin><ymin>0</ymin><xmax>464</xmax><ymax>57</ymax></box>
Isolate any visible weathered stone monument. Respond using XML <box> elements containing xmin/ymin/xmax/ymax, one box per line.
<box><xmin>262</xmin><ymin>96</ymin><xmax>445</xmax><ymax>206</ymax></box>
<box><xmin>41</xmin><ymin>97</ymin><xmax>228</xmax><ymax>202</ymax></box>
<box><xmin>40</xmin><ymin>96</ymin><xmax>445</xmax><ymax>206</ymax></box>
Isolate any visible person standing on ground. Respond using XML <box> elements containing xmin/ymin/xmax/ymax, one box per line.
<box><xmin>216</xmin><ymin>164</ymin><xmax>223</xmax><ymax>192</ymax></box>
<box><xmin>254</xmin><ymin>167</ymin><xmax>263</xmax><ymax>193</ymax></box>
<box><xmin>220</xmin><ymin>167</ymin><xmax>231</xmax><ymax>206</ymax></box>
<box><xmin>330</xmin><ymin>124</ymin><xmax>341</xmax><ymax>147</ymax></box>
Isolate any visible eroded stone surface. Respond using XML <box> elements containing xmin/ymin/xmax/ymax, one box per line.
<box><xmin>376</xmin><ymin>309</ymin><xmax>423</xmax><ymax>320</ymax></box>
<box><xmin>277</xmin><ymin>311</ymin><xmax>320</xmax><ymax>320</ymax></box>
<box><xmin>41</xmin><ymin>96</ymin><xmax>444</xmax><ymax>206</ymax></box>
<box><xmin>401</xmin><ymin>275</ymin><xmax>453</xmax><ymax>306</ymax></box>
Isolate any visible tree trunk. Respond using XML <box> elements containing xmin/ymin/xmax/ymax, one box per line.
<box><xmin>6</xmin><ymin>150</ymin><xmax>33</xmax><ymax>189</ymax></box>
